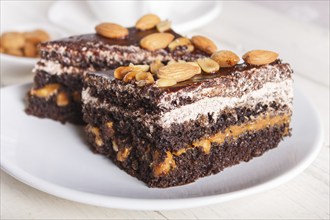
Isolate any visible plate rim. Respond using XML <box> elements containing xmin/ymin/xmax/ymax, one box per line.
<box><xmin>0</xmin><ymin>83</ymin><xmax>324</xmax><ymax>210</ymax></box>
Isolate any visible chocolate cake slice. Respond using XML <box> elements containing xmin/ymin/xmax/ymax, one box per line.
<box><xmin>82</xmin><ymin>50</ymin><xmax>293</xmax><ymax>188</ymax></box>
<box><xmin>25</xmin><ymin>16</ymin><xmax>209</xmax><ymax>124</ymax></box>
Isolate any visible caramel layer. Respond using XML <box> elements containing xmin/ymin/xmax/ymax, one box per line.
<box><xmin>175</xmin><ymin>114</ymin><xmax>290</xmax><ymax>156</ymax></box>
<box><xmin>152</xmin><ymin>114</ymin><xmax>290</xmax><ymax>177</ymax></box>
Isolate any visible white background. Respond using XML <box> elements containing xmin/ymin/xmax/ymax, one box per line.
<box><xmin>1</xmin><ymin>1</ymin><xmax>329</xmax><ymax>219</ymax></box>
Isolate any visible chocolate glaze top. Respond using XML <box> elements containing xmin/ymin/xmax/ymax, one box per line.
<box><xmin>56</xmin><ymin>27</ymin><xmax>181</xmax><ymax>46</ymax></box>
<box><xmin>40</xmin><ymin>27</ymin><xmax>209</xmax><ymax>61</ymax></box>
<box><xmin>90</xmin><ymin>60</ymin><xmax>284</xmax><ymax>93</ymax></box>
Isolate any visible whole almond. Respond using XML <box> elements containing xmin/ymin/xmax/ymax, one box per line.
<box><xmin>211</xmin><ymin>50</ymin><xmax>240</xmax><ymax>67</ymax></box>
<box><xmin>168</xmin><ymin>37</ymin><xmax>194</xmax><ymax>52</ymax></box>
<box><xmin>156</xmin><ymin>20</ymin><xmax>171</xmax><ymax>32</ymax></box>
<box><xmin>24</xmin><ymin>29</ymin><xmax>50</xmax><ymax>43</ymax></box>
<box><xmin>140</xmin><ymin>33</ymin><xmax>174</xmax><ymax>51</ymax></box>
<box><xmin>197</xmin><ymin>58</ymin><xmax>220</xmax><ymax>73</ymax></box>
<box><xmin>1</xmin><ymin>32</ymin><xmax>25</xmax><ymax>49</ymax></box>
<box><xmin>158</xmin><ymin>62</ymin><xmax>201</xmax><ymax>82</ymax></box>
<box><xmin>156</xmin><ymin>78</ymin><xmax>177</xmax><ymax>87</ymax></box>
<box><xmin>136</xmin><ymin>14</ymin><xmax>161</xmax><ymax>30</ymax></box>
<box><xmin>243</xmin><ymin>50</ymin><xmax>278</xmax><ymax>65</ymax></box>
<box><xmin>95</xmin><ymin>22</ymin><xmax>128</xmax><ymax>39</ymax></box>
<box><xmin>191</xmin><ymin>35</ymin><xmax>217</xmax><ymax>54</ymax></box>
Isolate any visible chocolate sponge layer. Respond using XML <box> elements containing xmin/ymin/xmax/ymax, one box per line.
<box><xmin>83</xmin><ymin>101</ymin><xmax>290</xmax><ymax>151</ymax></box>
<box><xmin>86</xmin><ymin>122</ymin><xmax>289</xmax><ymax>188</ymax></box>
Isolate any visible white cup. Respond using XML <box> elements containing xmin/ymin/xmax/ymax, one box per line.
<box><xmin>86</xmin><ymin>1</ymin><xmax>202</xmax><ymax>27</ymax></box>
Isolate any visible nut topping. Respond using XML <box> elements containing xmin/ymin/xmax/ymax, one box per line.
<box><xmin>168</xmin><ymin>37</ymin><xmax>194</xmax><ymax>52</ymax></box>
<box><xmin>129</xmin><ymin>64</ymin><xmax>150</xmax><ymax>72</ymax></box>
<box><xmin>156</xmin><ymin>78</ymin><xmax>177</xmax><ymax>87</ymax></box>
<box><xmin>136</xmin><ymin>14</ymin><xmax>161</xmax><ymax>30</ymax></box>
<box><xmin>123</xmin><ymin>71</ymin><xmax>139</xmax><ymax>83</ymax></box>
<box><xmin>135</xmin><ymin>72</ymin><xmax>155</xmax><ymax>84</ymax></box>
<box><xmin>114</xmin><ymin>66</ymin><xmax>132</xmax><ymax>79</ymax></box>
<box><xmin>191</xmin><ymin>35</ymin><xmax>217</xmax><ymax>54</ymax></box>
<box><xmin>156</xmin><ymin>20</ymin><xmax>171</xmax><ymax>32</ymax></box>
<box><xmin>157</xmin><ymin>62</ymin><xmax>201</xmax><ymax>82</ymax></box>
<box><xmin>211</xmin><ymin>50</ymin><xmax>240</xmax><ymax>67</ymax></box>
<box><xmin>197</xmin><ymin>58</ymin><xmax>220</xmax><ymax>73</ymax></box>
<box><xmin>140</xmin><ymin>33</ymin><xmax>174</xmax><ymax>51</ymax></box>
<box><xmin>95</xmin><ymin>22</ymin><xmax>128</xmax><ymax>39</ymax></box>
<box><xmin>242</xmin><ymin>50</ymin><xmax>278</xmax><ymax>66</ymax></box>
<box><xmin>150</xmin><ymin>60</ymin><xmax>164</xmax><ymax>75</ymax></box>
<box><xmin>114</xmin><ymin>65</ymin><xmax>149</xmax><ymax>80</ymax></box>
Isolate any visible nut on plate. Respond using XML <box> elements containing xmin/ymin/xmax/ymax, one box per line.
<box><xmin>1</xmin><ymin>29</ymin><xmax>50</xmax><ymax>57</ymax></box>
<box><xmin>191</xmin><ymin>35</ymin><xmax>217</xmax><ymax>54</ymax></box>
<box><xmin>242</xmin><ymin>50</ymin><xmax>278</xmax><ymax>65</ymax></box>
<box><xmin>140</xmin><ymin>33</ymin><xmax>175</xmax><ymax>51</ymax></box>
<box><xmin>211</xmin><ymin>50</ymin><xmax>240</xmax><ymax>67</ymax></box>
<box><xmin>95</xmin><ymin>22</ymin><xmax>129</xmax><ymax>39</ymax></box>
<box><xmin>136</xmin><ymin>14</ymin><xmax>161</xmax><ymax>30</ymax></box>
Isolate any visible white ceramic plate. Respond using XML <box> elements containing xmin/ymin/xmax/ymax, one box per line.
<box><xmin>48</xmin><ymin>1</ymin><xmax>222</xmax><ymax>34</ymax></box>
<box><xmin>0</xmin><ymin>83</ymin><xmax>323</xmax><ymax>210</ymax></box>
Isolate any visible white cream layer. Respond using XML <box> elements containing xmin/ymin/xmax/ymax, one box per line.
<box><xmin>33</xmin><ymin>60</ymin><xmax>94</xmax><ymax>75</ymax></box>
<box><xmin>159</xmin><ymin>79</ymin><xmax>293</xmax><ymax>127</ymax></box>
<box><xmin>82</xmin><ymin>79</ymin><xmax>293</xmax><ymax>129</ymax></box>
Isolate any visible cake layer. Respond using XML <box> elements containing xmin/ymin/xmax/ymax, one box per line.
<box><xmin>39</xmin><ymin>28</ymin><xmax>207</xmax><ymax>70</ymax></box>
<box><xmin>85</xmin><ymin>114</ymin><xmax>290</xmax><ymax>187</ymax></box>
<box><xmin>27</xmin><ymin>27</ymin><xmax>208</xmax><ymax>124</ymax></box>
<box><xmin>26</xmin><ymin>85</ymin><xmax>83</xmax><ymax>124</ymax></box>
<box><xmin>83</xmin><ymin>77</ymin><xmax>292</xmax><ymax>149</ymax></box>
<box><xmin>83</xmin><ymin>61</ymin><xmax>292</xmax><ymax>114</ymax></box>
<box><xmin>83</xmin><ymin>102</ymin><xmax>291</xmax><ymax>151</ymax></box>
<box><xmin>26</xmin><ymin>70</ymin><xmax>84</xmax><ymax>124</ymax></box>
<box><xmin>82</xmin><ymin>66</ymin><xmax>293</xmax><ymax>150</ymax></box>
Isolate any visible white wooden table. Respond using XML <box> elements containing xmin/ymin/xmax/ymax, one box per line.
<box><xmin>1</xmin><ymin>1</ymin><xmax>329</xmax><ymax>219</ymax></box>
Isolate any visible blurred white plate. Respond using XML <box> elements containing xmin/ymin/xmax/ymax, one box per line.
<box><xmin>1</xmin><ymin>23</ymin><xmax>68</xmax><ymax>65</ymax></box>
<box><xmin>0</xmin><ymin>83</ymin><xmax>323</xmax><ymax>210</ymax></box>
<box><xmin>48</xmin><ymin>1</ymin><xmax>222</xmax><ymax>34</ymax></box>
<box><xmin>0</xmin><ymin>24</ymin><xmax>68</xmax><ymax>85</ymax></box>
